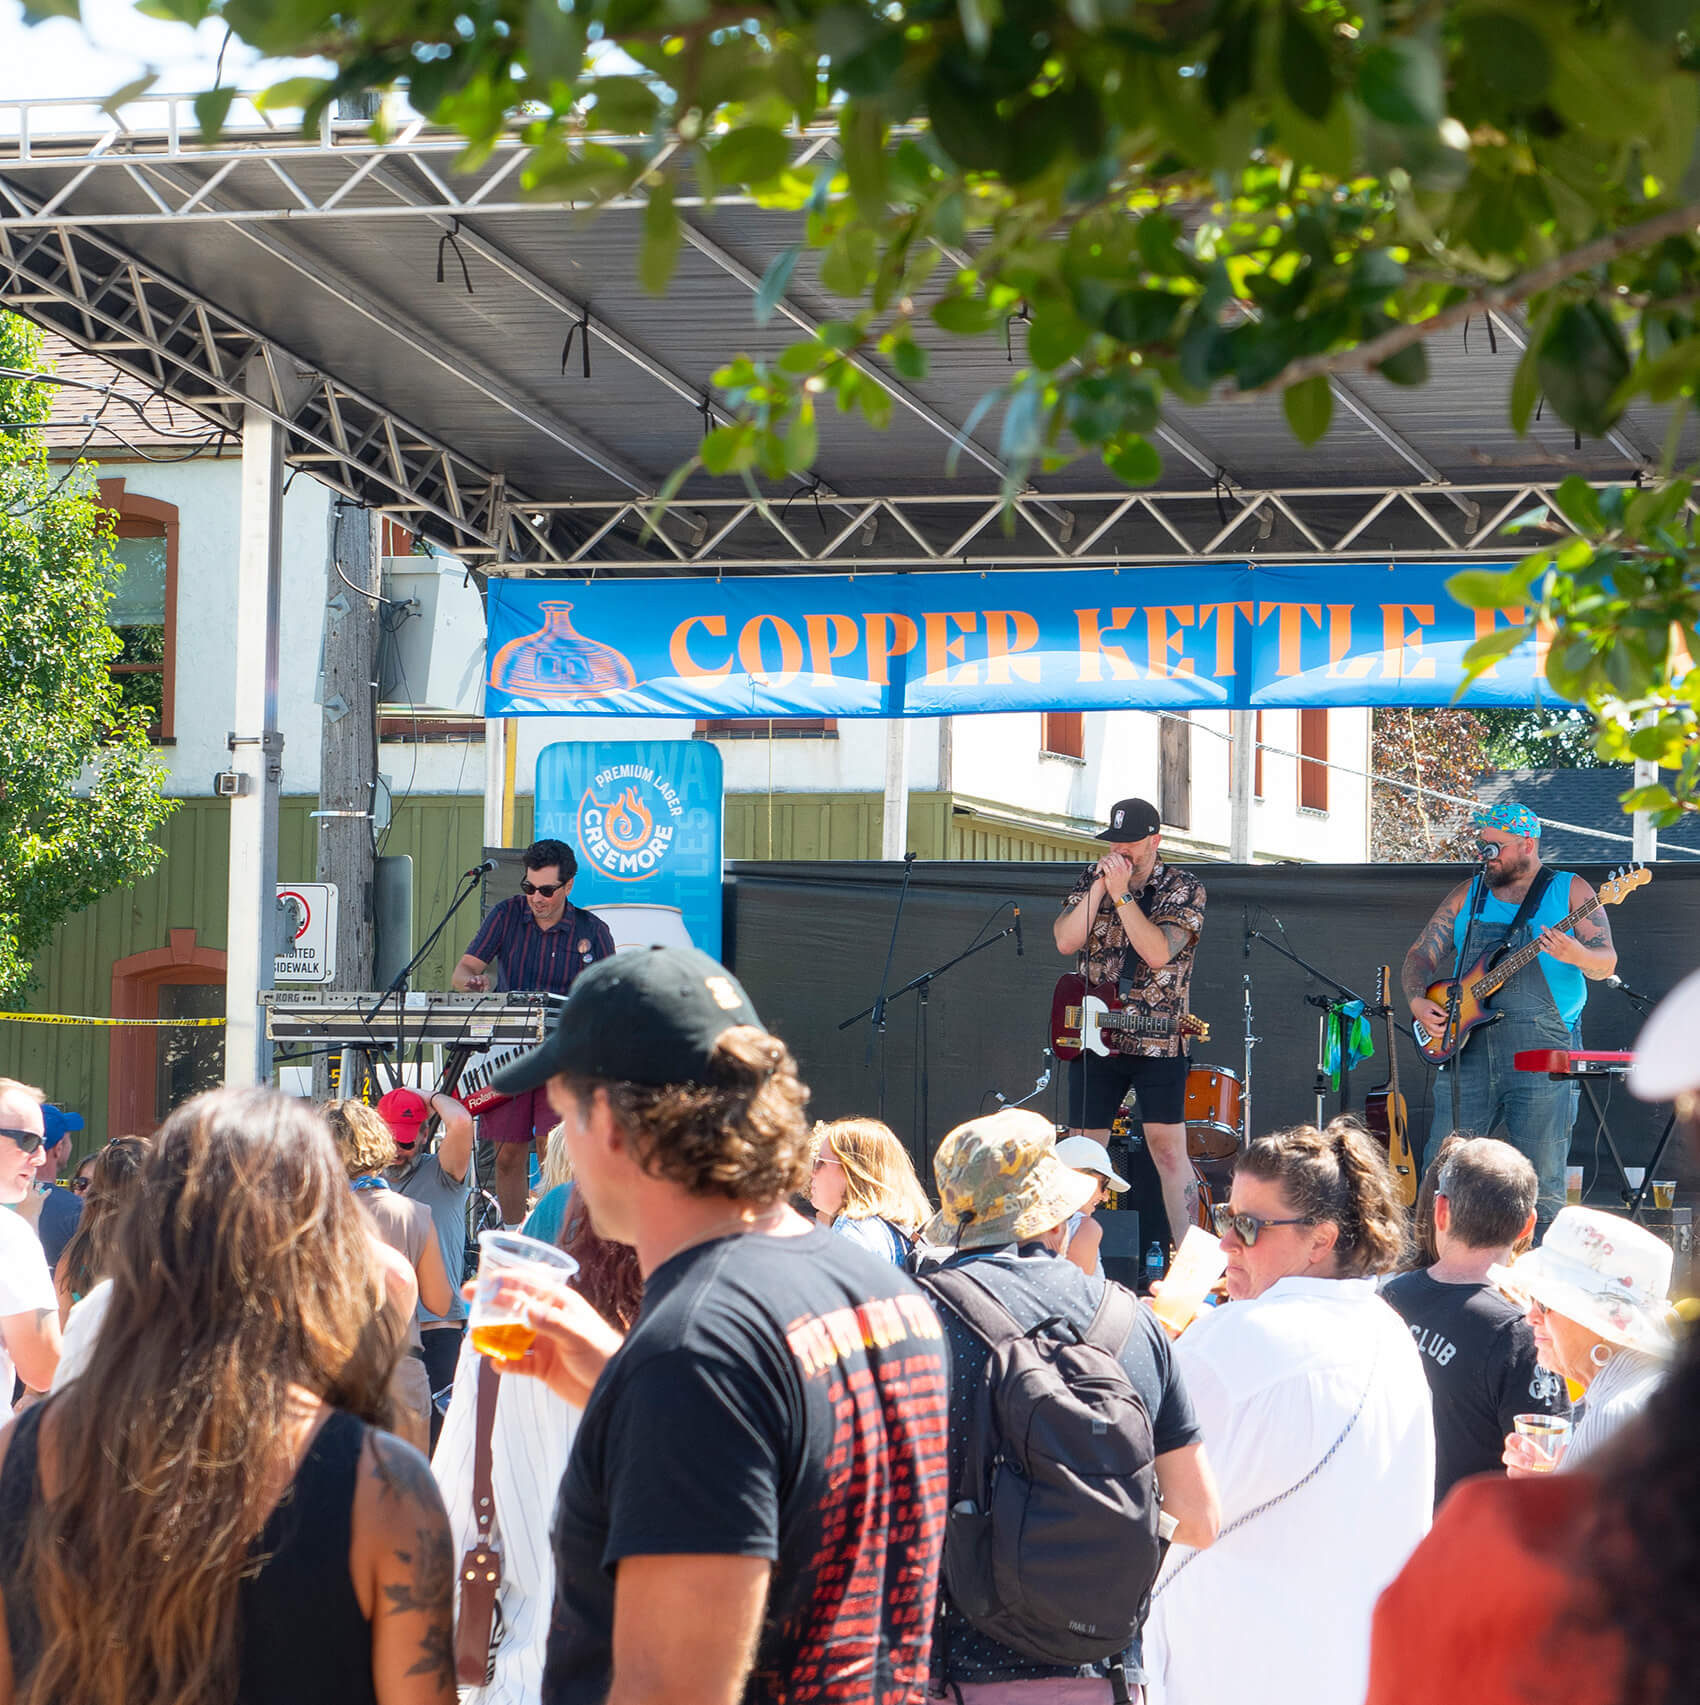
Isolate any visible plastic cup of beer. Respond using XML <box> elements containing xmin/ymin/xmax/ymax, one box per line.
<box><xmin>469</xmin><ymin>1229</ymin><xmax>579</xmax><ymax>1364</ymax></box>
<box><xmin>1653</xmin><ymin>1180</ymin><xmax>1677</xmax><ymax>1209</ymax></box>
<box><xmin>1149</xmin><ymin>1227</ymin><xmax>1229</xmax><ymax>1334</ymax></box>
<box><xmin>1513</xmin><ymin>1412</ymin><xmax>1573</xmax><ymax>1472</ymax></box>
<box><xmin>1565</xmin><ymin>1165</ymin><xmax>1584</xmax><ymax>1206</ymax></box>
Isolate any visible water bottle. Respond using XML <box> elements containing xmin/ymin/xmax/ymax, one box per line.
<box><xmin>1144</xmin><ymin>1241</ymin><xmax>1166</xmax><ymax>1288</ymax></box>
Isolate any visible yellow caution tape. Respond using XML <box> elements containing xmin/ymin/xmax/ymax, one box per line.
<box><xmin>0</xmin><ymin>1011</ymin><xmax>227</xmax><ymax>1028</ymax></box>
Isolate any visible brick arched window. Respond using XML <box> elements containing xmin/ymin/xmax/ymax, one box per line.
<box><xmin>109</xmin><ymin>929</ymin><xmax>225</xmax><ymax>1136</ymax></box>
<box><xmin>96</xmin><ymin>479</ymin><xmax>178</xmax><ymax>742</ymax></box>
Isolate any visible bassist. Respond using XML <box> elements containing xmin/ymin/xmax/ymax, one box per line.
<box><xmin>1401</xmin><ymin>802</ymin><xmax>1616</xmax><ymax>1233</ymax></box>
<box><xmin>1053</xmin><ymin>797</ymin><xmax>1207</xmax><ymax>1249</ymax></box>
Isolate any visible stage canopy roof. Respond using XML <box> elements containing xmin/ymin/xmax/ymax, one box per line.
<box><xmin>4</xmin><ymin>91</ymin><xmax>1695</xmax><ymax>577</ymax></box>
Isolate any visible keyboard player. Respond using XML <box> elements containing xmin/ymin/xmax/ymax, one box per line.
<box><xmin>452</xmin><ymin>837</ymin><xmax>616</xmax><ymax>1224</ymax></box>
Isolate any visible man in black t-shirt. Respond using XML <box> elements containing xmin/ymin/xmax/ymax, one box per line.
<box><xmin>927</xmin><ymin>1109</ymin><xmax>1219</xmax><ymax>1703</ymax></box>
<box><xmin>1382</xmin><ymin>1136</ymin><xmax>1570</xmax><ymax>1506</ymax></box>
<box><xmin>485</xmin><ymin>947</ymin><xmax>950</xmax><ymax>1705</ymax></box>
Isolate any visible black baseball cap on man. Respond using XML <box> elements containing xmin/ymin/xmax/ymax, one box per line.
<box><xmin>1094</xmin><ymin>797</ymin><xmax>1162</xmax><ymax>841</ymax></box>
<box><xmin>492</xmin><ymin>945</ymin><xmax>764</xmax><ymax>1096</ymax></box>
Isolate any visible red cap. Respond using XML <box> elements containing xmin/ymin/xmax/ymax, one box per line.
<box><xmin>377</xmin><ymin>1087</ymin><xmax>430</xmax><ymax>1146</ymax></box>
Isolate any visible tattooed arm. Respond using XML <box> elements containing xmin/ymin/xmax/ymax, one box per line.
<box><xmin>1402</xmin><ymin>882</ymin><xmax>1471</xmax><ymax>1032</ymax></box>
<box><xmin>1535</xmin><ymin>877</ymin><xmax>1618</xmax><ymax>979</ymax></box>
<box><xmin>358</xmin><ymin>1430</ymin><xmax>457</xmax><ymax>1705</ymax></box>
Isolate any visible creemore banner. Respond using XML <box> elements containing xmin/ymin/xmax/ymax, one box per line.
<box><xmin>485</xmin><ymin>563</ymin><xmax>1561</xmax><ymax>718</ymax></box>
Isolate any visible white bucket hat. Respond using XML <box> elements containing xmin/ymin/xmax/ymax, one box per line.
<box><xmin>1489</xmin><ymin>1206</ymin><xmax>1674</xmax><ymax>1358</ymax></box>
<box><xmin>1053</xmin><ymin>1135</ymin><xmax>1131</xmax><ymax>1193</ymax></box>
<box><xmin>1628</xmin><ymin>965</ymin><xmax>1700</xmax><ymax>1103</ymax></box>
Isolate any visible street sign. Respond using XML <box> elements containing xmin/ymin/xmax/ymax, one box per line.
<box><xmin>275</xmin><ymin>883</ymin><xmax>338</xmax><ymax>983</ymax></box>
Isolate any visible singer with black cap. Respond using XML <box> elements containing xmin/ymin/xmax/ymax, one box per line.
<box><xmin>1401</xmin><ymin>802</ymin><xmax>1616</xmax><ymax>1235</ymax></box>
<box><xmin>452</xmin><ymin>836</ymin><xmax>617</xmax><ymax>1225</ymax></box>
<box><xmin>1053</xmin><ymin>796</ymin><xmax>1207</xmax><ymax>1249</ymax></box>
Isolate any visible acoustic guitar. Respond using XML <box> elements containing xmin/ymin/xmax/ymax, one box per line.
<box><xmin>1363</xmin><ymin>965</ymin><xmax>1418</xmax><ymax>1207</ymax></box>
<box><xmin>1050</xmin><ymin>973</ymin><xmax>1210</xmax><ymax>1060</ymax></box>
<box><xmin>1412</xmin><ymin>866</ymin><xmax>1650</xmax><ymax>1065</ymax></box>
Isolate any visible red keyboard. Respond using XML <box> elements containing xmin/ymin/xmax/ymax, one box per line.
<box><xmin>1514</xmin><ymin>1049</ymin><xmax>1635</xmax><ymax>1077</ymax></box>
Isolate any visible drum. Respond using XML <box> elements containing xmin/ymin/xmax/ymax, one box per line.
<box><xmin>1184</xmin><ymin>1065</ymin><xmax>1243</xmax><ymax>1162</ymax></box>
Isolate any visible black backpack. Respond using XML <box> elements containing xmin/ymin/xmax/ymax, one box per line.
<box><xmin>918</xmin><ymin>1264</ymin><xmax>1164</xmax><ymax>1668</ymax></box>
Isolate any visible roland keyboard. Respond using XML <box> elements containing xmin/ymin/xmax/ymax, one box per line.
<box><xmin>259</xmin><ymin>991</ymin><xmax>553</xmax><ymax>1047</ymax></box>
<box><xmin>1513</xmin><ymin>1049</ymin><xmax>1635</xmax><ymax>1078</ymax></box>
<box><xmin>455</xmin><ymin>1042</ymin><xmax>535</xmax><ymax>1114</ymax></box>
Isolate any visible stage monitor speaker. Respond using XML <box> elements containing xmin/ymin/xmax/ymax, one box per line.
<box><xmin>1097</xmin><ymin>1206</ymin><xmax>1144</xmax><ymax>1293</ymax></box>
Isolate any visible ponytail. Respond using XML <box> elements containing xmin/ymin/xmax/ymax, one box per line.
<box><xmin>1238</xmin><ymin>1118</ymin><xmax>1406</xmax><ymax>1277</ymax></box>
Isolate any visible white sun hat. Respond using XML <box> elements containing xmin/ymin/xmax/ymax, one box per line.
<box><xmin>1488</xmin><ymin>1206</ymin><xmax>1674</xmax><ymax>1358</ymax></box>
<box><xmin>1053</xmin><ymin>1135</ymin><xmax>1131</xmax><ymax>1194</ymax></box>
<box><xmin>1627</xmin><ymin>965</ymin><xmax>1700</xmax><ymax>1104</ymax></box>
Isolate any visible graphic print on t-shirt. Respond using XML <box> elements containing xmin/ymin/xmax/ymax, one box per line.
<box><xmin>773</xmin><ymin>1293</ymin><xmax>950</xmax><ymax>1703</ymax></box>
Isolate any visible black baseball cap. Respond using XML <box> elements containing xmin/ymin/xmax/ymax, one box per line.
<box><xmin>492</xmin><ymin>946</ymin><xmax>765</xmax><ymax>1095</ymax></box>
<box><xmin>1094</xmin><ymin>797</ymin><xmax>1162</xmax><ymax>841</ymax></box>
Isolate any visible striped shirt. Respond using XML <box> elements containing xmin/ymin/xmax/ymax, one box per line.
<box><xmin>467</xmin><ymin>897</ymin><xmax>615</xmax><ymax>996</ymax></box>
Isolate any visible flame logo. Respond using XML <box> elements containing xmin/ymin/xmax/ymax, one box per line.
<box><xmin>602</xmin><ymin>787</ymin><xmax>654</xmax><ymax>852</ymax></box>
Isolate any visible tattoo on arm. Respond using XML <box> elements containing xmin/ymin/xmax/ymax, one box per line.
<box><xmin>1573</xmin><ymin>909</ymin><xmax>1613</xmax><ymax>950</ymax></box>
<box><xmin>1403</xmin><ymin>898</ymin><xmax>1462</xmax><ymax>1001</ymax></box>
<box><xmin>1158</xmin><ymin>922</ymin><xmax>1192</xmax><ymax>961</ymax></box>
<box><xmin>369</xmin><ymin>1434</ymin><xmax>456</xmax><ymax>1692</ymax></box>
<box><xmin>1180</xmin><ymin>1176</ymin><xmax>1200</xmax><ymax>1231</ymax></box>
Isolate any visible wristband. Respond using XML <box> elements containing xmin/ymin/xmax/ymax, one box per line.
<box><xmin>1116</xmin><ymin>892</ymin><xmax>1135</xmax><ymax>907</ymax></box>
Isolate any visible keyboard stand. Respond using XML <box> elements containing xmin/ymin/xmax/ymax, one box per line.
<box><xmin>1626</xmin><ymin>1107</ymin><xmax>1679</xmax><ymax>1223</ymax></box>
<box><xmin>1572</xmin><ymin>1075</ymin><xmax>1641</xmax><ymax>1214</ymax></box>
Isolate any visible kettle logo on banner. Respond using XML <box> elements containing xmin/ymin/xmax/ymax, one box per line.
<box><xmin>577</xmin><ymin>764</ymin><xmax>682</xmax><ymax>881</ymax></box>
<box><xmin>487</xmin><ymin>600</ymin><xmax>639</xmax><ymax>700</ymax></box>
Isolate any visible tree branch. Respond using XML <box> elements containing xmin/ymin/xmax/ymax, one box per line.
<box><xmin>1256</xmin><ymin>199</ymin><xmax>1700</xmax><ymax>395</ymax></box>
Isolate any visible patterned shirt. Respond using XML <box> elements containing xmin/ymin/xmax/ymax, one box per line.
<box><xmin>1059</xmin><ymin>860</ymin><xmax>1206</xmax><ymax>1058</ymax></box>
<box><xmin>466</xmin><ymin>895</ymin><xmax>616</xmax><ymax>996</ymax></box>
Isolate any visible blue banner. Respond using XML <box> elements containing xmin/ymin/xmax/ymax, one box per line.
<box><xmin>486</xmin><ymin>563</ymin><xmax>1560</xmax><ymax>718</ymax></box>
<box><xmin>534</xmin><ymin>741</ymin><xmax>724</xmax><ymax>957</ymax></box>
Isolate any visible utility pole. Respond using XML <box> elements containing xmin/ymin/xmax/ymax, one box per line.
<box><xmin>313</xmin><ymin>499</ymin><xmax>379</xmax><ymax>1096</ymax></box>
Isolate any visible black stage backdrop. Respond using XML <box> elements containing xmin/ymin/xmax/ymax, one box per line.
<box><xmin>723</xmin><ymin>859</ymin><xmax>1698</xmax><ymax>1210</ymax></box>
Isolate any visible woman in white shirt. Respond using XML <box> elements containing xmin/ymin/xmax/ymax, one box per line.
<box><xmin>1145</xmin><ymin>1119</ymin><xmax>1434</xmax><ymax>1705</ymax></box>
<box><xmin>433</xmin><ymin>1194</ymin><xmax>642</xmax><ymax>1705</ymax></box>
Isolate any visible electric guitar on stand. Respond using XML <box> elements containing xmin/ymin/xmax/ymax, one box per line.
<box><xmin>1050</xmin><ymin>973</ymin><xmax>1209</xmax><ymax>1060</ymax></box>
<box><xmin>1412</xmin><ymin>866</ymin><xmax>1650</xmax><ymax>1065</ymax></box>
<box><xmin>1363</xmin><ymin>966</ymin><xmax>1418</xmax><ymax>1207</ymax></box>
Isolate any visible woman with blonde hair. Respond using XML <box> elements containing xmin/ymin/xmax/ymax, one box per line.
<box><xmin>0</xmin><ymin>1086</ymin><xmax>454</xmax><ymax>1705</ymax></box>
<box><xmin>325</xmin><ymin>1099</ymin><xmax>455</xmax><ymax>1454</ymax></box>
<box><xmin>808</xmin><ymin>1117</ymin><xmax>931</xmax><ymax>1264</ymax></box>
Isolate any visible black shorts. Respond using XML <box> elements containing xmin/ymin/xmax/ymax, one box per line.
<box><xmin>1066</xmin><ymin>1050</ymin><xmax>1189</xmax><ymax>1130</ymax></box>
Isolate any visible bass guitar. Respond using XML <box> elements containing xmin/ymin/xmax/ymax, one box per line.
<box><xmin>1412</xmin><ymin>865</ymin><xmax>1650</xmax><ymax>1066</ymax></box>
<box><xmin>1051</xmin><ymin>973</ymin><xmax>1210</xmax><ymax>1060</ymax></box>
<box><xmin>1363</xmin><ymin>966</ymin><xmax>1418</xmax><ymax>1207</ymax></box>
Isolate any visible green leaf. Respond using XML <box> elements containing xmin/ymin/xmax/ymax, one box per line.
<box><xmin>1447</xmin><ymin>568</ymin><xmax>1522</xmax><ymax>609</ymax></box>
<box><xmin>755</xmin><ymin>245</ymin><xmax>801</xmax><ymax>326</ymax></box>
<box><xmin>889</xmin><ymin>335</ymin><xmax>929</xmax><ymax>381</ymax></box>
<box><xmin>193</xmin><ymin>86</ymin><xmax>235</xmax><ymax>143</ymax></box>
<box><xmin>1105</xmin><ymin>434</ymin><xmax>1164</xmax><ymax>487</ymax></box>
<box><xmin>640</xmin><ymin>176</ymin><xmax>680</xmax><ymax>295</ymax></box>
<box><xmin>254</xmin><ymin>77</ymin><xmax>325</xmax><ymax>115</ymax></box>
<box><xmin>700</xmin><ymin>424</ymin><xmax>753</xmax><ymax>476</ymax></box>
<box><xmin>1102</xmin><ymin>289</ymin><xmax>1184</xmax><ymax>347</ymax></box>
<box><xmin>839</xmin><ymin>102</ymin><xmax>889</xmax><ymax>220</ymax></box>
<box><xmin>1508</xmin><ymin>338</ymin><xmax>1542</xmax><ymax>436</ymax></box>
<box><xmin>706</xmin><ymin>126</ymin><xmax>791</xmax><ymax>188</ymax></box>
<box><xmin>588</xmin><ymin>76</ymin><xmax>660</xmax><ymax>135</ymax></box>
<box><xmin>1537</xmin><ymin>303</ymin><xmax>1631</xmax><ymax>439</ymax></box>
<box><xmin>1621</xmin><ymin>783</ymin><xmax>1677</xmax><ymax>814</ymax></box>
<box><xmin>1374</xmin><ymin>340</ymin><xmax>1428</xmax><ymax>387</ymax></box>
<box><xmin>19</xmin><ymin>0</ymin><xmax>82</xmax><ymax>21</ymax></box>
<box><xmin>1279</xmin><ymin>6</ymin><xmax>1335</xmax><ymax>122</ymax></box>
<box><xmin>1282</xmin><ymin>374</ymin><xmax>1332</xmax><ymax>445</ymax></box>
<box><xmin>1206</xmin><ymin>5</ymin><xmax>1258</xmax><ymax>115</ymax></box>
<box><xmin>1358</xmin><ymin>38</ymin><xmax>1444</xmax><ymax>128</ymax></box>
<box><xmin>100</xmin><ymin>71</ymin><xmax>158</xmax><ymax>120</ymax></box>
<box><xmin>1551</xmin><ymin>475</ymin><xmax>1607</xmax><ymax>537</ymax></box>
<box><xmin>818</xmin><ymin>227</ymin><xmax>877</xmax><ymax>298</ymax></box>
<box><xmin>782</xmin><ymin>399</ymin><xmax>819</xmax><ymax>472</ymax></box>
<box><xmin>527</xmin><ymin>0</ymin><xmax>588</xmax><ymax>87</ymax></box>
<box><xmin>932</xmin><ymin>294</ymin><xmax>1000</xmax><ymax>336</ymax></box>
<box><xmin>1454</xmin><ymin>11</ymin><xmax>1553</xmax><ymax>105</ymax></box>
<box><xmin>1027</xmin><ymin>300</ymin><xmax>1089</xmax><ymax>369</ymax></box>
<box><xmin>1626</xmin><ymin>478</ymin><xmax>1691</xmax><ymax>538</ymax></box>
<box><xmin>1460</xmin><ymin>625</ymin><xmax>1531</xmax><ymax>670</ymax></box>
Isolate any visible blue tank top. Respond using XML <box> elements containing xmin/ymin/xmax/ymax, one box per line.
<box><xmin>1451</xmin><ymin>871</ymin><xmax>1588</xmax><ymax>1029</ymax></box>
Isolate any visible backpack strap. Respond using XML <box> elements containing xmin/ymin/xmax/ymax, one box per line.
<box><xmin>919</xmin><ymin>1263</ymin><xmax>1027</xmax><ymax>1347</ymax></box>
<box><xmin>1082</xmin><ymin>1278</ymin><xmax>1139</xmax><ymax>1359</ymax></box>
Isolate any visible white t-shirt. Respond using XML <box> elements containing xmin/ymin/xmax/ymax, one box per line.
<box><xmin>1144</xmin><ymin>1275</ymin><xmax>1435</xmax><ymax>1705</ymax></box>
<box><xmin>51</xmin><ymin>1278</ymin><xmax>112</xmax><ymax>1392</ymax></box>
<box><xmin>0</xmin><ymin>1204</ymin><xmax>59</xmax><ymax>1396</ymax></box>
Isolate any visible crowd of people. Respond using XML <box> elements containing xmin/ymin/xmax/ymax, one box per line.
<box><xmin>0</xmin><ymin>942</ymin><xmax>1693</xmax><ymax>1705</ymax></box>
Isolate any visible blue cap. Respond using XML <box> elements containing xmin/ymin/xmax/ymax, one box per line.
<box><xmin>40</xmin><ymin>1105</ymin><xmax>84</xmax><ymax>1148</ymax></box>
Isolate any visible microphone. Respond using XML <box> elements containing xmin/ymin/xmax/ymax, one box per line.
<box><xmin>464</xmin><ymin>859</ymin><xmax>497</xmax><ymax>878</ymax></box>
<box><xmin>1478</xmin><ymin>843</ymin><xmax>1498</xmax><ymax>862</ymax></box>
<box><xmin>1013</xmin><ymin>905</ymin><xmax>1024</xmax><ymax>956</ymax></box>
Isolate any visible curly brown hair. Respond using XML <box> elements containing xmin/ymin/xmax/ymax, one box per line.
<box><xmin>55</xmin><ymin>1135</ymin><xmax>152</xmax><ymax>1306</ymax></box>
<box><xmin>17</xmin><ymin>1088</ymin><xmax>399</xmax><ymax>1705</ymax></box>
<box><xmin>1236</xmin><ymin>1117</ymin><xmax>1407</xmax><ymax>1277</ymax></box>
<box><xmin>565</xmin><ymin>1025</ymin><xmax>810</xmax><ymax>1205</ymax></box>
<box><xmin>559</xmin><ymin>1192</ymin><xmax>644</xmax><ymax>1330</ymax></box>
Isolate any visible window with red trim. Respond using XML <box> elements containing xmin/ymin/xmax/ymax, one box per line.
<box><xmin>1040</xmin><ymin>712</ymin><xmax>1084</xmax><ymax>759</ymax></box>
<box><xmin>96</xmin><ymin>480</ymin><xmax>177</xmax><ymax>742</ymax></box>
<box><xmin>1299</xmin><ymin>708</ymin><xmax>1329</xmax><ymax>812</ymax></box>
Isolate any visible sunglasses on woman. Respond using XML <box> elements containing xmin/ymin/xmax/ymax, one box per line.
<box><xmin>0</xmin><ymin>1127</ymin><xmax>46</xmax><ymax>1156</ymax></box>
<box><xmin>1212</xmin><ymin>1204</ymin><xmax>1315</xmax><ymax>1246</ymax></box>
<box><xmin>520</xmin><ymin>881</ymin><xmax>565</xmax><ymax>898</ymax></box>
<box><xmin>72</xmin><ymin>1175</ymin><xmax>93</xmax><ymax>1194</ymax></box>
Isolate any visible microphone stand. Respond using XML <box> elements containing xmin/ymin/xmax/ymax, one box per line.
<box><xmin>840</xmin><ymin>851</ymin><xmax>916</xmax><ymax>1120</ymax></box>
<box><xmin>842</xmin><ymin>910</ymin><xmax>1020</xmax><ymax>1149</ymax></box>
<box><xmin>1245</xmin><ymin>924</ymin><xmax>1368</xmax><ymax>1125</ymax></box>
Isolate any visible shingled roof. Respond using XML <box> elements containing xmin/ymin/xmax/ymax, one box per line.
<box><xmin>36</xmin><ymin>331</ymin><xmax>229</xmax><ymax>455</ymax></box>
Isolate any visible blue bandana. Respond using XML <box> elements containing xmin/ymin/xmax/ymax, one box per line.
<box><xmin>1473</xmin><ymin>801</ymin><xmax>1541</xmax><ymax>839</ymax></box>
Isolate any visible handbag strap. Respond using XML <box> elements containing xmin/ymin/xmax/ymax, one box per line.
<box><xmin>472</xmin><ymin>1353</ymin><xmax>499</xmax><ymax>1542</ymax></box>
<box><xmin>1153</xmin><ymin>1332</ymin><xmax>1382</xmax><ymax>1597</ymax></box>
